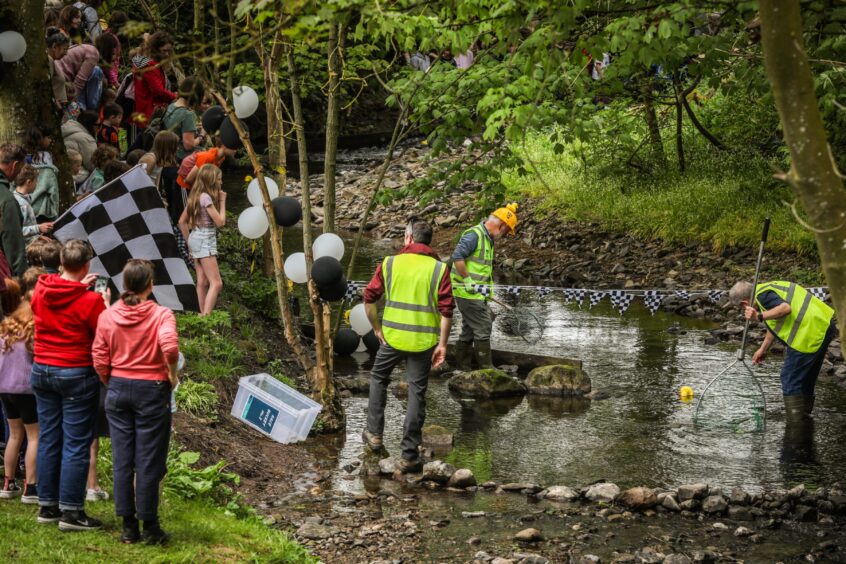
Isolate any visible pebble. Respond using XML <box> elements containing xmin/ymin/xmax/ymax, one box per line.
<box><xmin>734</xmin><ymin>526</ymin><xmax>753</xmax><ymax>537</ymax></box>
<box><xmin>513</xmin><ymin>528</ymin><xmax>544</xmax><ymax>542</ymax></box>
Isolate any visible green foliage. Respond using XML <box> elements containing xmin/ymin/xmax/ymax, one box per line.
<box><xmin>164</xmin><ymin>448</ymin><xmax>240</xmax><ymax>502</ymax></box>
<box><xmin>175</xmin><ymin>380</ymin><xmax>219</xmax><ymax>420</ymax></box>
<box><xmin>177</xmin><ymin>310</ymin><xmax>245</xmax><ymax>381</ymax></box>
<box><xmin>267</xmin><ymin>358</ymin><xmax>298</xmax><ymax>390</ymax></box>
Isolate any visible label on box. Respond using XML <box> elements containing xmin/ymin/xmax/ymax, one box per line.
<box><xmin>242</xmin><ymin>395</ymin><xmax>278</xmax><ymax>434</ymax></box>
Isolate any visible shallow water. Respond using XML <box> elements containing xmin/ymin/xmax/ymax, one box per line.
<box><xmin>332</xmin><ymin>296</ymin><xmax>846</xmax><ymax>493</ymax></box>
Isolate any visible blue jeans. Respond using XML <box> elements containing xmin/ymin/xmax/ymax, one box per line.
<box><xmin>76</xmin><ymin>65</ymin><xmax>104</xmax><ymax>111</ymax></box>
<box><xmin>781</xmin><ymin>321</ymin><xmax>838</xmax><ymax>396</ymax></box>
<box><xmin>31</xmin><ymin>363</ymin><xmax>99</xmax><ymax>511</ymax></box>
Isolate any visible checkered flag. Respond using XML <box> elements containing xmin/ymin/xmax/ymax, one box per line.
<box><xmin>807</xmin><ymin>287</ymin><xmax>829</xmax><ymax>301</ymax></box>
<box><xmin>708</xmin><ymin>290</ymin><xmax>722</xmax><ymax>304</ymax></box>
<box><xmin>564</xmin><ymin>288</ymin><xmax>585</xmax><ymax>308</ymax></box>
<box><xmin>345</xmin><ymin>281</ymin><xmax>360</xmax><ymax>300</ymax></box>
<box><xmin>675</xmin><ymin>290</ymin><xmax>690</xmax><ymax>300</ymax></box>
<box><xmin>52</xmin><ymin>166</ymin><xmax>199</xmax><ymax>311</ymax></box>
<box><xmin>589</xmin><ymin>291</ymin><xmax>606</xmax><ymax>309</ymax></box>
<box><xmin>608</xmin><ymin>291</ymin><xmax>635</xmax><ymax>316</ymax></box>
<box><xmin>643</xmin><ymin>291</ymin><xmax>664</xmax><ymax>315</ymax></box>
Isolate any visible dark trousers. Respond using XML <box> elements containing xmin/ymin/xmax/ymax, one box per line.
<box><xmin>367</xmin><ymin>343</ymin><xmax>434</xmax><ymax>460</ymax></box>
<box><xmin>781</xmin><ymin>321</ymin><xmax>838</xmax><ymax>396</ymax></box>
<box><xmin>456</xmin><ymin>297</ymin><xmax>493</xmax><ymax>342</ymax></box>
<box><xmin>105</xmin><ymin>377</ymin><xmax>171</xmax><ymax>521</ymax></box>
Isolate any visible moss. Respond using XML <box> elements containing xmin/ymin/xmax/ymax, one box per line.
<box><xmin>447</xmin><ymin>369</ymin><xmax>526</xmax><ymax>398</ymax></box>
<box><xmin>526</xmin><ymin>364</ymin><xmax>591</xmax><ymax>396</ymax></box>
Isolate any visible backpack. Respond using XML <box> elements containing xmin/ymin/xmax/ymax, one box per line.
<box><xmin>115</xmin><ymin>72</ymin><xmax>135</xmax><ymax>126</ymax></box>
<box><xmin>140</xmin><ymin>104</ymin><xmax>186</xmax><ymax>152</ymax></box>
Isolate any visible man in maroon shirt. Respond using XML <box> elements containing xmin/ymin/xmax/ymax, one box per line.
<box><xmin>362</xmin><ymin>220</ymin><xmax>455</xmax><ymax>472</ymax></box>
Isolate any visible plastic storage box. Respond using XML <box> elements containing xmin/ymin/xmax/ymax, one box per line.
<box><xmin>231</xmin><ymin>374</ymin><xmax>322</xmax><ymax>443</ymax></box>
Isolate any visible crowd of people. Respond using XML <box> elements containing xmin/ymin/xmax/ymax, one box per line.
<box><xmin>0</xmin><ymin>1</ymin><xmax>236</xmax><ymax>544</ymax></box>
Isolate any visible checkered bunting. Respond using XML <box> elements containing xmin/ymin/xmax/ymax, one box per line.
<box><xmin>644</xmin><ymin>290</ymin><xmax>664</xmax><ymax>315</ymax></box>
<box><xmin>589</xmin><ymin>291</ymin><xmax>606</xmax><ymax>309</ymax></box>
<box><xmin>505</xmin><ymin>286</ymin><xmax>521</xmax><ymax>296</ymax></box>
<box><xmin>345</xmin><ymin>281</ymin><xmax>361</xmax><ymax>300</ymax></box>
<box><xmin>807</xmin><ymin>287</ymin><xmax>829</xmax><ymax>301</ymax></box>
<box><xmin>675</xmin><ymin>290</ymin><xmax>690</xmax><ymax>300</ymax></box>
<box><xmin>52</xmin><ymin>166</ymin><xmax>199</xmax><ymax>311</ymax></box>
<box><xmin>537</xmin><ymin>287</ymin><xmax>552</xmax><ymax>298</ymax></box>
<box><xmin>708</xmin><ymin>290</ymin><xmax>722</xmax><ymax>304</ymax></box>
<box><xmin>608</xmin><ymin>291</ymin><xmax>635</xmax><ymax>315</ymax></box>
<box><xmin>563</xmin><ymin>288</ymin><xmax>585</xmax><ymax>308</ymax></box>
<box><xmin>473</xmin><ymin>284</ymin><xmax>493</xmax><ymax>297</ymax></box>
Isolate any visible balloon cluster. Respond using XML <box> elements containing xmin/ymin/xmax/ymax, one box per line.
<box><xmin>199</xmin><ymin>85</ymin><xmax>259</xmax><ymax>151</ymax></box>
<box><xmin>283</xmin><ymin>233</ymin><xmax>347</xmax><ymax>302</ymax></box>
<box><xmin>236</xmin><ymin>175</ymin><xmax>301</xmax><ymax>240</ymax></box>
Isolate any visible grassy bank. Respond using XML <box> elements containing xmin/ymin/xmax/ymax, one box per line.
<box><xmin>0</xmin><ymin>495</ymin><xmax>313</xmax><ymax>563</ymax></box>
<box><xmin>502</xmin><ymin>133</ymin><xmax>816</xmax><ymax>254</ymax></box>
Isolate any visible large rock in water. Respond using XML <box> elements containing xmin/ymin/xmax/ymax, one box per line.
<box><xmin>618</xmin><ymin>487</ymin><xmax>658</xmax><ymax>510</ymax></box>
<box><xmin>422</xmin><ymin>424</ymin><xmax>454</xmax><ymax>448</ymax></box>
<box><xmin>447</xmin><ymin>369</ymin><xmax>526</xmax><ymax>398</ymax></box>
<box><xmin>525</xmin><ymin>364</ymin><xmax>591</xmax><ymax>396</ymax></box>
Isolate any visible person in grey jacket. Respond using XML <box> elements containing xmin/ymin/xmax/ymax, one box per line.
<box><xmin>0</xmin><ymin>145</ymin><xmax>28</xmax><ymax>277</ymax></box>
<box><xmin>61</xmin><ymin>111</ymin><xmax>98</xmax><ymax>173</ymax></box>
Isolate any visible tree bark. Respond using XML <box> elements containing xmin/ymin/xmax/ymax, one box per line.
<box><xmin>322</xmin><ymin>23</ymin><xmax>345</xmax><ymax>234</ymax></box>
<box><xmin>288</xmin><ymin>48</ymin><xmax>344</xmax><ymax>433</ymax></box>
<box><xmin>0</xmin><ymin>0</ymin><xmax>75</xmax><ymax>207</ymax></box>
<box><xmin>681</xmin><ymin>95</ymin><xmax>726</xmax><ymax>151</ymax></box>
<box><xmin>640</xmin><ymin>79</ymin><xmax>665</xmax><ymax>163</ymax></box>
<box><xmin>672</xmin><ymin>73</ymin><xmax>685</xmax><ymax>173</ymax></box>
<box><xmin>759</xmin><ymin>0</ymin><xmax>846</xmax><ymax>339</ymax></box>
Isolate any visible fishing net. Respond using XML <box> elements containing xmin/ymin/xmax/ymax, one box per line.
<box><xmin>496</xmin><ymin>306</ymin><xmax>544</xmax><ymax>345</ymax></box>
<box><xmin>693</xmin><ymin>360</ymin><xmax>766</xmax><ymax>433</ymax></box>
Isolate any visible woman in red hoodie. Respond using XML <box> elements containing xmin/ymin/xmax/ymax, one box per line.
<box><xmin>30</xmin><ymin>239</ymin><xmax>108</xmax><ymax>531</ymax></box>
<box><xmin>93</xmin><ymin>259</ymin><xmax>178</xmax><ymax>545</ymax></box>
<box><xmin>129</xmin><ymin>32</ymin><xmax>176</xmax><ymax>132</ymax></box>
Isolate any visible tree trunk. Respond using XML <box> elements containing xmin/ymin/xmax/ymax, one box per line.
<box><xmin>640</xmin><ymin>79</ymin><xmax>665</xmax><ymax>163</ymax></box>
<box><xmin>322</xmin><ymin>23</ymin><xmax>345</xmax><ymax>234</ymax></box>
<box><xmin>672</xmin><ymin>73</ymin><xmax>685</xmax><ymax>173</ymax></box>
<box><xmin>759</xmin><ymin>0</ymin><xmax>846</xmax><ymax>339</ymax></box>
<box><xmin>0</xmin><ymin>0</ymin><xmax>75</xmax><ymax>207</ymax></box>
<box><xmin>288</xmin><ymin>49</ymin><xmax>344</xmax><ymax>433</ymax></box>
<box><xmin>681</xmin><ymin>95</ymin><xmax>726</xmax><ymax>151</ymax></box>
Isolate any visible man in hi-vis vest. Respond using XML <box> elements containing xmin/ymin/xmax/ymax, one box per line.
<box><xmin>730</xmin><ymin>280</ymin><xmax>838</xmax><ymax>420</ymax></box>
<box><xmin>450</xmin><ymin>203</ymin><xmax>518</xmax><ymax>370</ymax></box>
<box><xmin>362</xmin><ymin>220</ymin><xmax>454</xmax><ymax>473</ymax></box>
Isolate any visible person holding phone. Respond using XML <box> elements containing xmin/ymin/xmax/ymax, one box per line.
<box><xmin>93</xmin><ymin>259</ymin><xmax>179</xmax><ymax>545</ymax></box>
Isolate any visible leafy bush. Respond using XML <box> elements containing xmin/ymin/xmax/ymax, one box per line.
<box><xmin>267</xmin><ymin>359</ymin><xmax>298</xmax><ymax>390</ymax></box>
<box><xmin>175</xmin><ymin>380</ymin><xmax>219</xmax><ymax>420</ymax></box>
<box><xmin>177</xmin><ymin>311</ymin><xmax>245</xmax><ymax>381</ymax></box>
<box><xmin>164</xmin><ymin>449</ymin><xmax>239</xmax><ymax>502</ymax></box>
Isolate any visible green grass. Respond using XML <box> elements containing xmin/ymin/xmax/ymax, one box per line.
<box><xmin>0</xmin><ymin>496</ymin><xmax>314</xmax><ymax>563</ymax></box>
<box><xmin>503</xmin><ymin>133</ymin><xmax>817</xmax><ymax>254</ymax></box>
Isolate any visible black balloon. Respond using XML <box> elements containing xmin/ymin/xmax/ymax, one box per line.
<box><xmin>201</xmin><ymin>105</ymin><xmax>225</xmax><ymax>134</ymax></box>
<box><xmin>311</xmin><ymin>256</ymin><xmax>343</xmax><ymax>288</ymax></box>
<box><xmin>334</xmin><ymin>328</ymin><xmax>360</xmax><ymax>356</ymax></box>
<box><xmin>362</xmin><ymin>330</ymin><xmax>381</xmax><ymax>353</ymax></box>
<box><xmin>271</xmin><ymin>196</ymin><xmax>302</xmax><ymax>227</ymax></box>
<box><xmin>220</xmin><ymin>116</ymin><xmax>247</xmax><ymax>150</ymax></box>
<box><xmin>318</xmin><ymin>276</ymin><xmax>347</xmax><ymax>302</ymax></box>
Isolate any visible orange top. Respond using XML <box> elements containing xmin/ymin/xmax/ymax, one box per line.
<box><xmin>176</xmin><ymin>148</ymin><xmax>224</xmax><ymax>189</ymax></box>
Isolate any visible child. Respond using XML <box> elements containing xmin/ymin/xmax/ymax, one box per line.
<box><xmin>152</xmin><ymin>131</ymin><xmax>181</xmax><ymax>224</ymax></box>
<box><xmin>24</xmin><ymin>126</ymin><xmax>55</xmax><ymax>166</ymax></box>
<box><xmin>78</xmin><ymin>145</ymin><xmax>118</xmax><ymax>196</ymax></box>
<box><xmin>138</xmin><ymin>152</ymin><xmax>158</xmax><ymax>185</ymax></box>
<box><xmin>176</xmin><ymin>135</ymin><xmax>236</xmax><ymax>190</ymax></box>
<box><xmin>102</xmin><ymin>160</ymin><xmax>130</xmax><ymax>184</ymax></box>
<box><xmin>67</xmin><ymin>149</ymin><xmax>86</xmax><ymax>187</ymax></box>
<box><xmin>125</xmin><ymin>149</ymin><xmax>145</xmax><ymax>166</ymax></box>
<box><xmin>12</xmin><ymin>166</ymin><xmax>53</xmax><ymax>246</ymax></box>
<box><xmin>97</xmin><ymin>102</ymin><xmax>122</xmax><ymax>151</ymax></box>
<box><xmin>178</xmin><ymin>164</ymin><xmax>226</xmax><ymax>316</ymax></box>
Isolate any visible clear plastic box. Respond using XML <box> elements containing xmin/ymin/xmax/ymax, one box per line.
<box><xmin>230</xmin><ymin>374</ymin><xmax>322</xmax><ymax>443</ymax></box>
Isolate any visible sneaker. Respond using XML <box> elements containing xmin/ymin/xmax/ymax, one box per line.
<box><xmin>397</xmin><ymin>457</ymin><xmax>423</xmax><ymax>473</ymax></box>
<box><xmin>37</xmin><ymin>505</ymin><xmax>62</xmax><ymax>523</ymax></box>
<box><xmin>0</xmin><ymin>478</ymin><xmax>21</xmax><ymax>499</ymax></box>
<box><xmin>121</xmin><ymin>523</ymin><xmax>141</xmax><ymax>544</ymax></box>
<box><xmin>86</xmin><ymin>488</ymin><xmax>109</xmax><ymax>502</ymax></box>
<box><xmin>58</xmin><ymin>510</ymin><xmax>103</xmax><ymax>532</ymax></box>
<box><xmin>142</xmin><ymin>525</ymin><xmax>170</xmax><ymax>545</ymax></box>
<box><xmin>361</xmin><ymin>429</ymin><xmax>383</xmax><ymax>451</ymax></box>
<box><xmin>21</xmin><ymin>482</ymin><xmax>38</xmax><ymax>504</ymax></box>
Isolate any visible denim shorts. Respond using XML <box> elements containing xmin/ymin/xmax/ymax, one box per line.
<box><xmin>188</xmin><ymin>226</ymin><xmax>217</xmax><ymax>259</ymax></box>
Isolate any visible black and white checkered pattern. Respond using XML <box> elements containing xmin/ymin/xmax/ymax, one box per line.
<box><xmin>505</xmin><ymin>286</ymin><xmax>521</xmax><ymax>296</ymax></box>
<box><xmin>807</xmin><ymin>287</ymin><xmax>829</xmax><ymax>301</ymax></box>
<box><xmin>345</xmin><ymin>281</ymin><xmax>360</xmax><ymax>300</ymax></box>
<box><xmin>473</xmin><ymin>284</ymin><xmax>493</xmax><ymax>297</ymax></box>
<box><xmin>675</xmin><ymin>290</ymin><xmax>690</xmax><ymax>300</ymax></box>
<box><xmin>52</xmin><ymin>166</ymin><xmax>199</xmax><ymax>311</ymax></box>
<box><xmin>708</xmin><ymin>290</ymin><xmax>722</xmax><ymax>304</ymax></box>
<box><xmin>537</xmin><ymin>286</ymin><xmax>552</xmax><ymax>298</ymax></box>
<box><xmin>563</xmin><ymin>288</ymin><xmax>585</xmax><ymax>308</ymax></box>
<box><xmin>608</xmin><ymin>291</ymin><xmax>635</xmax><ymax>315</ymax></box>
<box><xmin>589</xmin><ymin>291</ymin><xmax>606</xmax><ymax>309</ymax></box>
<box><xmin>644</xmin><ymin>291</ymin><xmax>664</xmax><ymax>315</ymax></box>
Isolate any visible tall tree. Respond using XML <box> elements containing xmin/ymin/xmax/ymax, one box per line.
<box><xmin>322</xmin><ymin>22</ymin><xmax>345</xmax><ymax>234</ymax></box>
<box><xmin>758</xmin><ymin>0</ymin><xmax>846</xmax><ymax>338</ymax></box>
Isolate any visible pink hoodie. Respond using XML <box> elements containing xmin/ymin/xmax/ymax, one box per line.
<box><xmin>93</xmin><ymin>299</ymin><xmax>179</xmax><ymax>383</ymax></box>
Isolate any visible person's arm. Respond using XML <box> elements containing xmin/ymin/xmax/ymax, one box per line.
<box><xmin>158</xmin><ymin>310</ymin><xmax>180</xmax><ymax>387</ymax></box>
<box><xmin>432</xmin><ymin>315</ymin><xmax>452</xmax><ymax>368</ymax></box>
<box><xmin>363</xmin><ymin>264</ymin><xmax>386</xmax><ymax>343</ymax></box>
<box><xmin>752</xmin><ymin>330</ymin><xmax>776</xmax><ymax>365</ymax></box>
<box><xmin>365</xmin><ymin>302</ymin><xmax>385</xmax><ymax>345</ymax></box>
<box><xmin>73</xmin><ymin>47</ymin><xmax>99</xmax><ymax>92</ymax></box>
<box><xmin>144</xmin><ymin>67</ymin><xmax>176</xmax><ymax>104</ymax></box>
<box><xmin>180</xmin><ymin>112</ymin><xmax>200</xmax><ymax>152</ymax></box>
<box><xmin>0</xmin><ymin>199</ymin><xmax>27</xmax><ymax>276</ymax></box>
<box><xmin>92</xmin><ymin>324</ymin><xmax>111</xmax><ymax>384</ymax></box>
<box><xmin>205</xmin><ymin>192</ymin><xmax>227</xmax><ymax>228</ymax></box>
<box><xmin>451</xmin><ymin>230</ymin><xmax>478</xmax><ymax>287</ymax></box>
<box><xmin>177</xmin><ymin>207</ymin><xmax>190</xmax><ymax>243</ymax></box>
<box><xmin>185</xmin><ymin>165</ymin><xmax>200</xmax><ymax>185</ymax></box>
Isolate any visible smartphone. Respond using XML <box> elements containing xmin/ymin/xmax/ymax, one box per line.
<box><xmin>94</xmin><ymin>276</ymin><xmax>109</xmax><ymax>294</ymax></box>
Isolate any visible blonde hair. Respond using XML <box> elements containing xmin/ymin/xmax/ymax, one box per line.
<box><xmin>185</xmin><ymin>164</ymin><xmax>221</xmax><ymax>229</ymax></box>
<box><xmin>0</xmin><ymin>283</ymin><xmax>33</xmax><ymax>353</ymax></box>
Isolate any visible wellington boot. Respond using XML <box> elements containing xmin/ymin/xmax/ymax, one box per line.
<box><xmin>473</xmin><ymin>340</ymin><xmax>493</xmax><ymax>369</ymax></box>
<box><xmin>454</xmin><ymin>341</ymin><xmax>474</xmax><ymax>371</ymax></box>
<box><xmin>783</xmin><ymin>395</ymin><xmax>813</xmax><ymax>423</ymax></box>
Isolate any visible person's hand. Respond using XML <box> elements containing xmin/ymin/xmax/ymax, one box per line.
<box><xmin>219</xmin><ymin>191</ymin><xmax>227</xmax><ymax>201</ymax></box>
<box><xmin>752</xmin><ymin>347</ymin><xmax>767</xmax><ymax>365</ymax></box>
<box><xmin>38</xmin><ymin>222</ymin><xmax>54</xmax><ymax>233</ymax></box>
<box><xmin>82</xmin><ymin>273</ymin><xmax>98</xmax><ymax>287</ymax></box>
<box><xmin>741</xmin><ymin>301</ymin><xmax>759</xmax><ymax>322</ymax></box>
<box><xmin>373</xmin><ymin>328</ymin><xmax>386</xmax><ymax>345</ymax></box>
<box><xmin>464</xmin><ymin>280</ymin><xmax>477</xmax><ymax>294</ymax></box>
<box><xmin>431</xmin><ymin>343</ymin><xmax>447</xmax><ymax>368</ymax></box>
<box><xmin>101</xmin><ymin>287</ymin><xmax>112</xmax><ymax>306</ymax></box>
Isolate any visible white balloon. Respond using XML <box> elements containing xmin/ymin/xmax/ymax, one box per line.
<box><xmin>232</xmin><ymin>85</ymin><xmax>259</xmax><ymax>119</ymax></box>
<box><xmin>0</xmin><ymin>31</ymin><xmax>27</xmax><ymax>63</ymax></box>
<box><xmin>312</xmin><ymin>232</ymin><xmax>345</xmax><ymax>260</ymax></box>
<box><xmin>246</xmin><ymin>176</ymin><xmax>279</xmax><ymax>207</ymax></box>
<box><xmin>349</xmin><ymin>303</ymin><xmax>371</xmax><ymax>336</ymax></box>
<box><xmin>237</xmin><ymin>206</ymin><xmax>268</xmax><ymax>239</ymax></box>
<box><xmin>284</xmin><ymin>252</ymin><xmax>308</xmax><ymax>284</ymax></box>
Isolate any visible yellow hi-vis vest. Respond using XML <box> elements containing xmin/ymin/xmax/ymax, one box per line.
<box><xmin>381</xmin><ymin>253</ymin><xmax>446</xmax><ymax>352</ymax></box>
<box><xmin>451</xmin><ymin>224</ymin><xmax>493</xmax><ymax>301</ymax></box>
<box><xmin>754</xmin><ymin>281</ymin><xmax>834</xmax><ymax>354</ymax></box>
